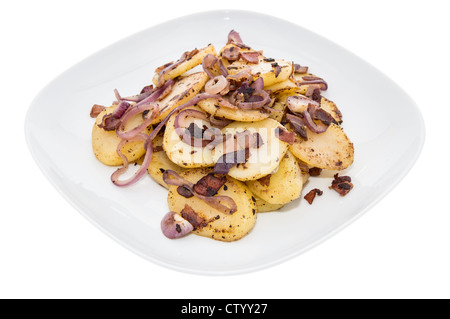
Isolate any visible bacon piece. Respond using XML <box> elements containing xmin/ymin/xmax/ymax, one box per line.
<box><xmin>90</xmin><ymin>104</ymin><xmax>106</xmax><ymax>118</ymax></box>
<box><xmin>329</xmin><ymin>174</ymin><xmax>354</xmax><ymax>196</ymax></box>
<box><xmin>193</xmin><ymin>173</ymin><xmax>227</xmax><ymax>197</ymax></box>
<box><xmin>308</xmin><ymin>167</ymin><xmax>322</xmax><ymax>177</ymax></box>
<box><xmin>304</xmin><ymin>188</ymin><xmax>323</xmax><ymax>204</ymax></box>
<box><xmin>240</xmin><ymin>51</ymin><xmax>260</xmax><ymax>64</ymax></box>
<box><xmin>275</xmin><ymin>127</ymin><xmax>295</xmax><ymax>145</ymax></box>
<box><xmin>180</xmin><ymin>204</ymin><xmax>205</xmax><ymax>229</ymax></box>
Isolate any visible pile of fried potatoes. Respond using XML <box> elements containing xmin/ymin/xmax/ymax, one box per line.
<box><xmin>91</xmin><ymin>31</ymin><xmax>354</xmax><ymax>242</ymax></box>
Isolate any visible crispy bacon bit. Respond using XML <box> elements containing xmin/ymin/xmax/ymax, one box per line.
<box><xmin>294</xmin><ymin>64</ymin><xmax>309</xmax><ymax>74</ymax></box>
<box><xmin>240</xmin><ymin>51</ymin><xmax>260</xmax><ymax>64</ymax></box>
<box><xmin>304</xmin><ymin>188</ymin><xmax>323</xmax><ymax>204</ymax></box>
<box><xmin>305</xmin><ymin>85</ymin><xmax>322</xmax><ymax>103</ymax></box>
<box><xmin>329</xmin><ymin>173</ymin><xmax>353</xmax><ymax>196</ymax></box>
<box><xmin>180</xmin><ymin>204</ymin><xmax>205</xmax><ymax>229</ymax></box>
<box><xmin>275</xmin><ymin>127</ymin><xmax>295</xmax><ymax>145</ymax></box>
<box><xmin>193</xmin><ymin>173</ymin><xmax>227</xmax><ymax>197</ymax></box>
<box><xmin>314</xmin><ymin>108</ymin><xmax>338</xmax><ymax>125</ymax></box>
<box><xmin>257</xmin><ymin>174</ymin><xmax>271</xmax><ymax>187</ymax></box>
<box><xmin>286</xmin><ymin>114</ymin><xmax>307</xmax><ymax>140</ymax></box>
<box><xmin>90</xmin><ymin>104</ymin><xmax>105</xmax><ymax>118</ymax></box>
<box><xmin>308</xmin><ymin>167</ymin><xmax>322</xmax><ymax>177</ymax></box>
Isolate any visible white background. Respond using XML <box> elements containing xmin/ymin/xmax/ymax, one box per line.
<box><xmin>1</xmin><ymin>0</ymin><xmax>449</xmax><ymax>299</ymax></box>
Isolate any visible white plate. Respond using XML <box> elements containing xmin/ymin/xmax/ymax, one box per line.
<box><xmin>24</xmin><ymin>10</ymin><xmax>425</xmax><ymax>275</ymax></box>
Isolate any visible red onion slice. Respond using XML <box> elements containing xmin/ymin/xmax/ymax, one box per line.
<box><xmin>237</xmin><ymin>90</ymin><xmax>271</xmax><ymax>109</ymax></box>
<box><xmin>202</xmin><ymin>54</ymin><xmax>219</xmax><ymax>79</ymax></box>
<box><xmin>227</xmin><ymin>30</ymin><xmax>243</xmax><ymax>45</ymax></box>
<box><xmin>98</xmin><ymin>101</ymin><xmax>131</xmax><ymax>131</ymax></box>
<box><xmin>209</xmin><ymin>114</ymin><xmax>233</xmax><ymax>128</ymax></box>
<box><xmin>174</xmin><ymin>109</ymin><xmax>214</xmax><ymax>148</ymax></box>
<box><xmin>174</xmin><ymin>109</ymin><xmax>209</xmax><ymax>130</ymax></box>
<box><xmin>218</xmin><ymin>59</ymin><xmax>229</xmax><ymax>77</ymax></box>
<box><xmin>116</xmin><ymin>103</ymin><xmax>159</xmax><ymax>140</ymax></box>
<box><xmin>205</xmin><ymin>75</ymin><xmax>229</xmax><ymax>95</ymax></box>
<box><xmin>250</xmin><ymin>77</ymin><xmax>264</xmax><ymax>91</ymax></box>
<box><xmin>302</xmin><ymin>108</ymin><xmax>329</xmax><ymax>134</ymax></box>
<box><xmin>161</xmin><ymin>211</ymin><xmax>194</xmax><ymax>239</ymax></box>
<box><xmin>299</xmin><ymin>76</ymin><xmax>328</xmax><ymax>91</ymax></box>
<box><xmin>226</xmin><ymin>70</ymin><xmax>253</xmax><ymax>85</ymax></box>
<box><xmin>111</xmin><ymin>133</ymin><xmax>153</xmax><ymax>187</ymax></box>
<box><xmin>294</xmin><ymin>64</ymin><xmax>309</xmax><ymax>74</ymax></box>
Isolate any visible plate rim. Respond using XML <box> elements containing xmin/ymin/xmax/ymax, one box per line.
<box><xmin>24</xmin><ymin>9</ymin><xmax>426</xmax><ymax>275</ymax></box>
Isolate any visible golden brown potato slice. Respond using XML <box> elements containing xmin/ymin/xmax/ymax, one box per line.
<box><xmin>320</xmin><ymin>96</ymin><xmax>343</xmax><ymax>124</ymax></box>
<box><xmin>152</xmin><ymin>44</ymin><xmax>216</xmax><ymax>86</ymax></box>
<box><xmin>197</xmin><ymin>98</ymin><xmax>270</xmax><ymax>122</ymax></box>
<box><xmin>148</xmin><ymin>132</ymin><xmax>186</xmax><ymax>189</ymax></box>
<box><xmin>254</xmin><ymin>196</ymin><xmax>285</xmax><ymax>213</ymax></box>
<box><xmin>152</xmin><ymin>72</ymin><xmax>209</xmax><ymax>124</ymax></box>
<box><xmin>163</xmin><ymin>106</ymin><xmax>216</xmax><ymax>168</ymax></box>
<box><xmin>167</xmin><ymin>168</ymin><xmax>257</xmax><ymax>242</ymax></box>
<box><xmin>226</xmin><ymin>56</ymin><xmax>292</xmax><ymax>87</ymax></box>
<box><xmin>246</xmin><ymin>151</ymin><xmax>303</xmax><ymax>205</ymax></box>
<box><xmin>213</xmin><ymin>119</ymin><xmax>290</xmax><ymax>182</ymax></box>
<box><xmin>92</xmin><ymin>106</ymin><xmax>151</xmax><ymax>166</ymax></box>
<box><xmin>265</xmin><ymin>79</ymin><xmax>300</xmax><ymax>95</ymax></box>
<box><xmin>288</xmin><ymin>123</ymin><xmax>354</xmax><ymax>170</ymax></box>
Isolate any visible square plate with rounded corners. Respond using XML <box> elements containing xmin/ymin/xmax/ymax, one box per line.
<box><xmin>25</xmin><ymin>10</ymin><xmax>425</xmax><ymax>275</ymax></box>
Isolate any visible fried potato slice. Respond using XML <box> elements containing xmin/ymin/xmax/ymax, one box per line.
<box><xmin>167</xmin><ymin>168</ymin><xmax>257</xmax><ymax>242</ymax></box>
<box><xmin>214</xmin><ymin>119</ymin><xmax>289</xmax><ymax>181</ymax></box>
<box><xmin>226</xmin><ymin>56</ymin><xmax>292</xmax><ymax>87</ymax></box>
<box><xmin>288</xmin><ymin>123</ymin><xmax>354</xmax><ymax>170</ymax></box>
<box><xmin>152</xmin><ymin>44</ymin><xmax>216</xmax><ymax>86</ymax></box>
<box><xmin>197</xmin><ymin>98</ymin><xmax>270</xmax><ymax>122</ymax></box>
<box><xmin>265</xmin><ymin>79</ymin><xmax>300</xmax><ymax>94</ymax></box>
<box><xmin>92</xmin><ymin>106</ymin><xmax>151</xmax><ymax>166</ymax></box>
<box><xmin>246</xmin><ymin>151</ymin><xmax>303</xmax><ymax>205</ymax></box>
<box><xmin>254</xmin><ymin>196</ymin><xmax>285</xmax><ymax>213</ymax></box>
<box><xmin>163</xmin><ymin>106</ymin><xmax>216</xmax><ymax>168</ymax></box>
<box><xmin>148</xmin><ymin>132</ymin><xmax>186</xmax><ymax>189</ymax></box>
<box><xmin>320</xmin><ymin>96</ymin><xmax>343</xmax><ymax>124</ymax></box>
<box><xmin>152</xmin><ymin>72</ymin><xmax>209</xmax><ymax>124</ymax></box>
